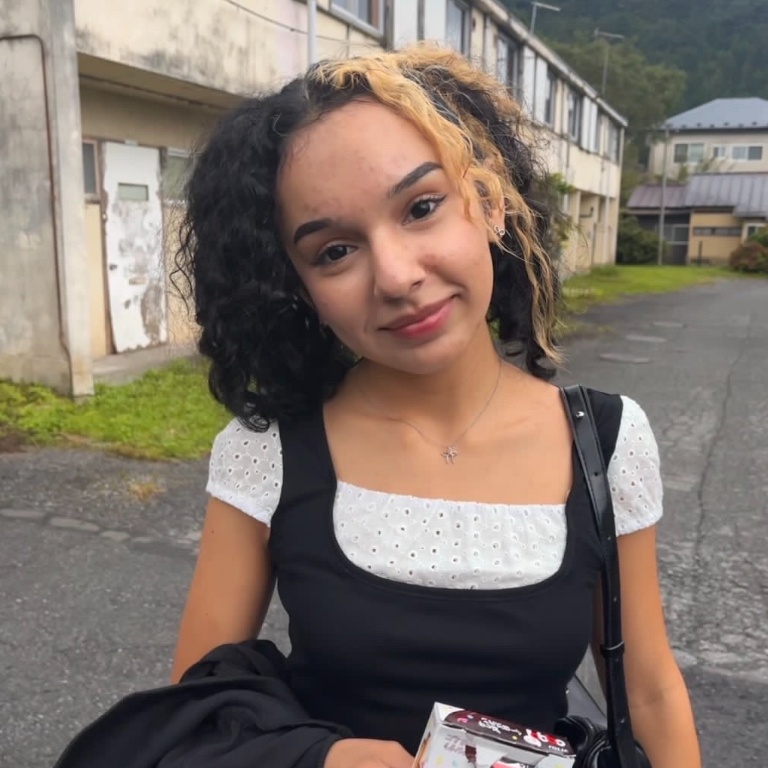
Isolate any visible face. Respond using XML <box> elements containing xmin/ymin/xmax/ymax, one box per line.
<box><xmin>277</xmin><ymin>99</ymin><xmax>504</xmax><ymax>375</ymax></box>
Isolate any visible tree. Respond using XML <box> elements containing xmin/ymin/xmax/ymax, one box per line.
<box><xmin>548</xmin><ymin>38</ymin><xmax>686</xmax><ymax>145</ymax></box>
<box><xmin>497</xmin><ymin>0</ymin><xmax>768</xmax><ymax>109</ymax></box>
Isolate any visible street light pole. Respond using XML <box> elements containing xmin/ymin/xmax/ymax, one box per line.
<box><xmin>658</xmin><ymin>124</ymin><xmax>670</xmax><ymax>265</ymax></box>
<box><xmin>530</xmin><ymin>2</ymin><xmax>560</xmax><ymax>35</ymax></box>
<box><xmin>594</xmin><ymin>29</ymin><xmax>625</xmax><ymax>95</ymax></box>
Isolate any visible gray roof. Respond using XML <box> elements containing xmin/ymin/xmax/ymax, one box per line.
<box><xmin>665</xmin><ymin>98</ymin><xmax>768</xmax><ymax>131</ymax></box>
<box><xmin>627</xmin><ymin>173</ymin><xmax>768</xmax><ymax>218</ymax></box>
<box><xmin>626</xmin><ymin>184</ymin><xmax>688</xmax><ymax>211</ymax></box>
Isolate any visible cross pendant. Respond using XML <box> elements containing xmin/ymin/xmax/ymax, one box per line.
<box><xmin>441</xmin><ymin>446</ymin><xmax>458</xmax><ymax>464</ymax></box>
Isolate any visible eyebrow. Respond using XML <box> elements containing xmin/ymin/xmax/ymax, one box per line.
<box><xmin>292</xmin><ymin>161</ymin><xmax>443</xmax><ymax>245</ymax></box>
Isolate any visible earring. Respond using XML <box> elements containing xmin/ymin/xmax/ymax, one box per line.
<box><xmin>493</xmin><ymin>225</ymin><xmax>506</xmax><ymax>238</ymax></box>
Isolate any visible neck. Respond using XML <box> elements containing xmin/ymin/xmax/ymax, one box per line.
<box><xmin>352</xmin><ymin>329</ymin><xmax>505</xmax><ymax>439</ymax></box>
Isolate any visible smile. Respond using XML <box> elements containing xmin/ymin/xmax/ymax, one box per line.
<box><xmin>382</xmin><ymin>298</ymin><xmax>455</xmax><ymax>340</ymax></box>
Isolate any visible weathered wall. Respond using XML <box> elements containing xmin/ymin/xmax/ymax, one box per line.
<box><xmin>74</xmin><ymin>0</ymin><xmax>381</xmax><ymax>96</ymax></box>
<box><xmin>0</xmin><ymin>0</ymin><xmax>92</xmax><ymax>394</ymax></box>
<box><xmin>80</xmin><ymin>85</ymin><xmax>219</xmax><ymax>151</ymax></box>
<box><xmin>689</xmin><ymin>211</ymin><xmax>742</xmax><ymax>264</ymax></box>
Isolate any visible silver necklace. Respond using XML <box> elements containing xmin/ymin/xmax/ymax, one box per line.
<box><xmin>356</xmin><ymin>360</ymin><xmax>503</xmax><ymax>465</ymax></box>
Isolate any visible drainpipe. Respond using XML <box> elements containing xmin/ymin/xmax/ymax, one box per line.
<box><xmin>307</xmin><ymin>0</ymin><xmax>317</xmax><ymax>65</ymax></box>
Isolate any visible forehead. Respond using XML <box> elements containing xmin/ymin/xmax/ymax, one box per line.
<box><xmin>278</xmin><ymin>100</ymin><xmax>440</xmax><ymax>217</ymax></box>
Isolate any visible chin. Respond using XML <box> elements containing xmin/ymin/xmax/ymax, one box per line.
<box><xmin>368</xmin><ymin>336</ymin><xmax>477</xmax><ymax>376</ymax></box>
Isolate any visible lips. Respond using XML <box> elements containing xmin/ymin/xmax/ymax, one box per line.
<box><xmin>382</xmin><ymin>298</ymin><xmax>453</xmax><ymax>331</ymax></box>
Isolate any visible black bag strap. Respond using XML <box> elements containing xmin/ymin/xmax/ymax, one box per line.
<box><xmin>560</xmin><ymin>385</ymin><xmax>641</xmax><ymax>768</ymax></box>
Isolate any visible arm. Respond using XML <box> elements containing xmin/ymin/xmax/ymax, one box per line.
<box><xmin>591</xmin><ymin>525</ymin><xmax>701</xmax><ymax>768</ymax></box>
<box><xmin>171</xmin><ymin>496</ymin><xmax>275</xmax><ymax>682</ymax></box>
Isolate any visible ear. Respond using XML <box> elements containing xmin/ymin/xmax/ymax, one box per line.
<box><xmin>487</xmin><ymin>200</ymin><xmax>507</xmax><ymax>243</ymax></box>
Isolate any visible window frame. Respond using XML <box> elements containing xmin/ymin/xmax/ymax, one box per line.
<box><xmin>673</xmin><ymin>142</ymin><xmax>705</xmax><ymax>164</ymax></box>
<box><xmin>446</xmin><ymin>0</ymin><xmax>471</xmax><ymax>55</ymax></box>
<box><xmin>732</xmin><ymin>144</ymin><xmax>764</xmax><ymax>162</ymax></box>
<box><xmin>711</xmin><ymin>145</ymin><xmax>728</xmax><ymax>160</ymax></box>
<box><xmin>745</xmin><ymin>222</ymin><xmax>766</xmax><ymax>239</ymax></box>
<box><xmin>693</xmin><ymin>226</ymin><xmax>741</xmax><ymax>237</ymax></box>
<box><xmin>329</xmin><ymin>0</ymin><xmax>384</xmax><ymax>35</ymax></box>
<box><xmin>161</xmin><ymin>148</ymin><xmax>191</xmax><ymax>206</ymax></box>
<box><xmin>543</xmin><ymin>69</ymin><xmax>557</xmax><ymax>127</ymax></box>
<box><xmin>566</xmin><ymin>88</ymin><xmax>583</xmax><ymax>144</ymax></box>
<box><xmin>82</xmin><ymin>140</ymin><xmax>101</xmax><ymax>202</ymax></box>
<box><xmin>496</xmin><ymin>33</ymin><xmax>520</xmax><ymax>92</ymax></box>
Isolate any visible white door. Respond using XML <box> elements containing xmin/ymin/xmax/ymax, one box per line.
<box><xmin>102</xmin><ymin>142</ymin><xmax>167</xmax><ymax>352</ymax></box>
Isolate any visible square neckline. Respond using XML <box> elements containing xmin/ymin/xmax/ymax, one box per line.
<box><xmin>310</xmin><ymin>407</ymin><xmax>586</xmax><ymax>599</ymax></box>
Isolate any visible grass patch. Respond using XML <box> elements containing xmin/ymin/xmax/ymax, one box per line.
<box><xmin>561</xmin><ymin>264</ymin><xmax>731</xmax><ymax>315</ymax></box>
<box><xmin>0</xmin><ymin>359</ymin><xmax>229</xmax><ymax>460</ymax></box>
<box><xmin>0</xmin><ymin>264</ymin><xmax>747</xmax><ymax>460</ymax></box>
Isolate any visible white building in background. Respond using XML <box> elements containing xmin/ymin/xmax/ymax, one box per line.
<box><xmin>0</xmin><ymin>0</ymin><xmax>625</xmax><ymax>396</ymax></box>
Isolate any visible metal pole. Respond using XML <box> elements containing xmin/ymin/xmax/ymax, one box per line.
<box><xmin>307</xmin><ymin>0</ymin><xmax>317</xmax><ymax>65</ymax></box>
<box><xmin>658</xmin><ymin>125</ymin><xmax>669</xmax><ymax>265</ymax></box>
<box><xmin>601</xmin><ymin>44</ymin><xmax>610</xmax><ymax>94</ymax></box>
<box><xmin>530</xmin><ymin>4</ymin><xmax>538</xmax><ymax>34</ymax></box>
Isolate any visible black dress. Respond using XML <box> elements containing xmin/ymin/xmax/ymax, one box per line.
<box><xmin>269</xmin><ymin>390</ymin><xmax>622</xmax><ymax>754</ymax></box>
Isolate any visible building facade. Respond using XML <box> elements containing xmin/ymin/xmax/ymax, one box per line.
<box><xmin>627</xmin><ymin>173</ymin><xmax>768</xmax><ymax>265</ymax></box>
<box><xmin>647</xmin><ymin>98</ymin><xmax>768</xmax><ymax>179</ymax></box>
<box><xmin>629</xmin><ymin>98</ymin><xmax>768</xmax><ymax>264</ymax></box>
<box><xmin>1</xmin><ymin>0</ymin><xmax>625</xmax><ymax>395</ymax></box>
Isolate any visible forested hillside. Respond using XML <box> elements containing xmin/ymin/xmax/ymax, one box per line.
<box><xmin>501</xmin><ymin>0</ymin><xmax>768</xmax><ymax>110</ymax></box>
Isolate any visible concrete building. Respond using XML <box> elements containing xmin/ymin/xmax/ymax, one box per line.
<box><xmin>1</xmin><ymin>0</ymin><xmax>625</xmax><ymax>395</ymax></box>
<box><xmin>648</xmin><ymin>98</ymin><xmax>768</xmax><ymax>179</ymax></box>
<box><xmin>627</xmin><ymin>173</ymin><xmax>768</xmax><ymax>265</ymax></box>
<box><xmin>393</xmin><ymin>1</ymin><xmax>627</xmax><ymax>280</ymax></box>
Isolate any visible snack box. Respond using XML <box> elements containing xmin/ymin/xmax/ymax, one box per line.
<box><xmin>413</xmin><ymin>703</ymin><xmax>576</xmax><ymax>768</ymax></box>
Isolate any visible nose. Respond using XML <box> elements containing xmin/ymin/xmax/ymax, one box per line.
<box><xmin>369</xmin><ymin>230</ymin><xmax>426</xmax><ymax>300</ymax></box>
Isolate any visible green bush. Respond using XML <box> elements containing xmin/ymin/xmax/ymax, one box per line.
<box><xmin>747</xmin><ymin>226</ymin><xmax>768</xmax><ymax>248</ymax></box>
<box><xmin>616</xmin><ymin>215</ymin><xmax>659</xmax><ymax>265</ymax></box>
<box><xmin>729</xmin><ymin>240</ymin><xmax>768</xmax><ymax>273</ymax></box>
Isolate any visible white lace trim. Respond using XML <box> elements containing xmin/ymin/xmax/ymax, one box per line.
<box><xmin>206</xmin><ymin>396</ymin><xmax>663</xmax><ymax>589</ymax></box>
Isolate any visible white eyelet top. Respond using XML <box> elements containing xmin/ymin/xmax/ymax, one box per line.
<box><xmin>206</xmin><ymin>396</ymin><xmax>662</xmax><ymax>590</ymax></box>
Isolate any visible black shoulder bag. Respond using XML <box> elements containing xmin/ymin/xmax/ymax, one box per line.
<box><xmin>555</xmin><ymin>385</ymin><xmax>652</xmax><ymax>768</ymax></box>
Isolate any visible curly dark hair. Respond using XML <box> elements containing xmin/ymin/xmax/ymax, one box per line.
<box><xmin>174</xmin><ymin>45</ymin><xmax>562</xmax><ymax>431</ymax></box>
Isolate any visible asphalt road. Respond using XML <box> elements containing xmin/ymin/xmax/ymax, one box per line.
<box><xmin>1</xmin><ymin>277</ymin><xmax>767</xmax><ymax>767</ymax></box>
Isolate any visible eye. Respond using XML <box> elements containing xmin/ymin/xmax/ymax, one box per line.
<box><xmin>407</xmin><ymin>195</ymin><xmax>446</xmax><ymax>222</ymax></box>
<box><xmin>315</xmin><ymin>244</ymin><xmax>354</xmax><ymax>265</ymax></box>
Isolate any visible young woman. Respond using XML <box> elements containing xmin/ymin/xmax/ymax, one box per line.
<box><xmin>171</xmin><ymin>45</ymin><xmax>701</xmax><ymax>768</ymax></box>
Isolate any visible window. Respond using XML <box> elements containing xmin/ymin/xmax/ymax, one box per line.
<box><xmin>712</xmin><ymin>145</ymin><xmax>728</xmax><ymax>160</ymax></box>
<box><xmin>566</xmin><ymin>89</ymin><xmax>582</xmax><ymax>143</ymax></box>
<box><xmin>746</xmin><ymin>223</ymin><xmax>766</xmax><ymax>238</ymax></box>
<box><xmin>496</xmin><ymin>35</ymin><xmax>520</xmax><ymax>91</ymax></box>
<box><xmin>446</xmin><ymin>0</ymin><xmax>470</xmax><ymax>54</ymax></box>
<box><xmin>161</xmin><ymin>149</ymin><xmax>190</xmax><ymax>203</ymax></box>
<box><xmin>732</xmin><ymin>145</ymin><xmax>764</xmax><ymax>161</ymax></box>
<box><xmin>693</xmin><ymin>226</ymin><xmax>741</xmax><ymax>237</ymax></box>
<box><xmin>82</xmin><ymin>141</ymin><xmax>99</xmax><ymax>198</ymax></box>
<box><xmin>595</xmin><ymin>114</ymin><xmax>604</xmax><ymax>156</ymax></box>
<box><xmin>117</xmin><ymin>183</ymin><xmax>149</xmax><ymax>202</ymax></box>
<box><xmin>330</xmin><ymin>0</ymin><xmax>383</xmax><ymax>32</ymax></box>
<box><xmin>673</xmin><ymin>143</ymin><xmax>704</xmax><ymax>163</ymax></box>
<box><xmin>544</xmin><ymin>70</ymin><xmax>556</xmax><ymax>126</ymax></box>
<box><xmin>606</xmin><ymin>121</ymin><xmax>620</xmax><ymax>162</ymax></box>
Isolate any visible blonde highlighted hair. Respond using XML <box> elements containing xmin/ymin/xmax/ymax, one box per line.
<box><xmin>309</xmin><ymin>44</ymin><xmax>561</xmax><ymax>368</ymax></box>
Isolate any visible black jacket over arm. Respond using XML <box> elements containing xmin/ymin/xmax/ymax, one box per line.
<box><xmin>53</xmin><ymin>639</ymin><xmax>351</xmax><ymax>768</ymax></box>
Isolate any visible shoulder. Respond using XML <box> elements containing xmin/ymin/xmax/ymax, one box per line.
<box><xmin>606</xmin><ymin>395</ymin><xmax>664</xmax><ymax>535</ymax></box>
<box><xmin>205</xmin><ymin>418</ymin><xmax>284</xmax><ymax>527</ymax></box>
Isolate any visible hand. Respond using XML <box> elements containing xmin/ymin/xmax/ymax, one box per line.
<box><xmin>324</xmin><ymin>738</ymin><xmax>415</xmax><ymax>768</ymax></box>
